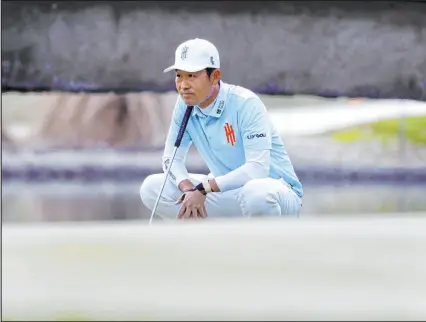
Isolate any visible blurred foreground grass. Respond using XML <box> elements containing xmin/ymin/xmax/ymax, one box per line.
<box><xmin>331</xmin><ymin>116</ymin><xmax>426</xmax><ymax>145</ymax></box>
<box><xmin>4</xmin><ymin>217</ymin><xmax>426</xmax><ymax>321</ymax></box>
<box><xmin>2</xmin><ymin>314</ymin><xmax>93</xmax><ymax>321</ymax></box>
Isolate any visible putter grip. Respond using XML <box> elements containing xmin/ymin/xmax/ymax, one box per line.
<box><xmin>174</xmin><ymin>106</ymin><xmax>194</xmax><ymax>147</ymax></box>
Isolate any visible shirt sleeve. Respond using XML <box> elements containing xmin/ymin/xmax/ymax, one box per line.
<box><xmin>240</xmin><ymin>96</ymin><xmax>272</xmax><ymax>150</ymax></box>
<box><xmin>214</xmin><ymin>97</ymin><xmax>272</xmax><ymax>192</ymax></box>
<box><xmin>215</xmin><ymin>149</ymin><xmax>270</xmax><ymax>192</ymax></box>
<box><xmin>162</xmin><ymin>98</ymin><xmax>193</xmax><ymax>187</ymax></box>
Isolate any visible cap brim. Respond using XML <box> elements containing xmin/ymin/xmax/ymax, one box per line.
<box><xmin>163</xmin><ymin>65</ymin><xmax>177</xmax><ymax>73</ymax></box>
<box><xmin>163</xmin><ymin>64</ymin><xmax>210</xmax><ymax>73</ymax></box>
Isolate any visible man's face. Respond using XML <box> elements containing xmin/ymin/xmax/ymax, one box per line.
<box><xmin>175</xmin><ymin>69</ymin><xmax>215</xmax><ymax>106</ymax></box>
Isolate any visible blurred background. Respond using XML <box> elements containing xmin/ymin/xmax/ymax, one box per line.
<box><xmin>2</xmin><ymin>1</ymin><xmax>425</xmax><ymax>223</ymax></box>
<box><xmin>2</xmin><ymin>1</ymin><xmax>426</xmax><ymax>321</ymax></box>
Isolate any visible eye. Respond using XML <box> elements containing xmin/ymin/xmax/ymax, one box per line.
<box><xmin>188</xmin><ymin>74</ymin><xmax>195</xmax><ymax>78</ymax></box>
<box><xmin>176</xmin><ymin>73</ymin><xmax>181</xmax><ymax>78</ymax></box>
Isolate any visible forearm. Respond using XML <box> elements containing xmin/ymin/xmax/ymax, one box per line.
<box><xmin>209</xmin><ymin>178</ymin><xmax>220</xmax><ymax>193</ymax></box>
<box><xmin>214</xmin><ymin>162</ymin><xmax>268</xmax><ymax>192</ymax></box>
<box><xmin>163</xmin><ymin>99</ymin><xmax>193</xmax><ymax>191</ymax></box>
<box><xmin>201</xmin><ymin>164</ymin><xmax>265</xmax><ymax>193</ymax></box>
<box><xmin>212</xmin><ymin>149</ymin><xmax>270</xmax><ymax>192</ymax></box>
<box><xmin>162</xmin><ymin>157</ymin><xmax>191</xmax><ymax>189</ymax></box>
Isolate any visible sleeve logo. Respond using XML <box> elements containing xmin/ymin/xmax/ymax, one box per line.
<box><xmin>247</xmin><ymin>133</ymin><xmax>266</xmax><ymax>139</ymax></box>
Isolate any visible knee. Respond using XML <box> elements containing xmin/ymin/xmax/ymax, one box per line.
<box><xmin>239</xmin><ymin>179</ymin><xmax>279</xmax><ymax>216</ymax></box>
<box><xmin>140</xmin><ymin>174</ymin><xmax>161</xmax><ymax>210</ymax></box>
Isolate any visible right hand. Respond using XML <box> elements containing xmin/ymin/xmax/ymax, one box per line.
<box><xmin>175</xmin><ymin>189</ymin><xmax>208</xmax><ymax>220</ymax></box>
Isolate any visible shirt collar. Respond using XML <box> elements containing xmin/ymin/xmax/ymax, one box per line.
<box><xmin>193</xmin><ymin>81</ymin><xmax>228</xmax><ymax>118</ymax></box>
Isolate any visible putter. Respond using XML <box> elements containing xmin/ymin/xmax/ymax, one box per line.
<box><xmin>149</xmin><ymin>105</ymin><xmax>194</xmax><ymax>225</ymax></box>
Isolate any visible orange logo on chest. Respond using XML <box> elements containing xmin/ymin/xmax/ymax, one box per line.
<box><xmin>224</xmin><ymin>122</ymin><xmax>236</xmax><ymax>146</ymax></box>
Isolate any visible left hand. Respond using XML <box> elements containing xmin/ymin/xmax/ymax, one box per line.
<box><xmin>176</xmin><ymin>189</ymin><xmax>208</xmax><ymax>220</ymax></box>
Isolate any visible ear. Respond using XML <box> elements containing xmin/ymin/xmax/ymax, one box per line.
<box><xmin>211</xmin><ymin>69</ymin><xmax>221</xmax><ymax>85</ymax></box>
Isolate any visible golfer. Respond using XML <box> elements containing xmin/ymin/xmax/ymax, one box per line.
<box><xmin>140</xmin><ymin>38</ymin><xmax>303</xmax><ymax>220</ymax></box>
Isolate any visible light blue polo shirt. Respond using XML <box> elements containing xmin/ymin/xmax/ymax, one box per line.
<box><xmin>165</xmin><ymin>81</ymin><xmax>303</xmax><ymax>198</ymax></box>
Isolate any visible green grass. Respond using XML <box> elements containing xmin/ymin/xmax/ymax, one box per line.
<box><xmin>331</xmin><ymin>116</ymin><xmax>426</xmax><ymax>145</ymax></box>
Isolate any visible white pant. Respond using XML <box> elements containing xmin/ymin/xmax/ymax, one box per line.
<box><xmin>140</xmin><ymin>173</ymin><xmax>302</xmax><ymax>220</ymax></box>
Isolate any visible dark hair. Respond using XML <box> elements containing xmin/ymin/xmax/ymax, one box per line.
<box><xmin>205</xmin><ymin>68</ymin><xmax>217</xmax><ymax>78</ymax></box>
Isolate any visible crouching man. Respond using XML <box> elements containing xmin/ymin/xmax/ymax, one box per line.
<box><xmin>140</xmin><ymin>38</ymin><xmax>303</xmax><ymax>220</ymax></box>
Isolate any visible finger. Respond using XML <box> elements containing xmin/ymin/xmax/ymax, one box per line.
<box><xmin>175</xmin><ymin>193</ymin><xmax>185</xmax><ymax>205</ymax></box>
<box><xmin>183</xmin><ymin>206</ymin><xmax>192</xmax><ymax>220</ymax></box>
<box><xmin>191</xmin><ymin>208</ymin><xmax>199</xmax><ymax>220</ymax></box>
<box><xmin>200</xmin><ymin>204</ymin><xmax>208</xmax><ymax>219</ymax></box>
<box><xmin>197</xmin><ymin>205</ymin><xmax>206</xmax><ymax>219</ymax></box>
<box><xmin>177</xmin><ymin>203</ymin><xmax>186</xmax><ymax>219</ymax></box>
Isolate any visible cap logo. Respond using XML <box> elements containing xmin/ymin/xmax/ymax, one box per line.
<box><xmin>210</xmin><ymin>56</ymin><xmax>215</xmax><ymax>65</ymax></box>
<box><xmin>181</xmin><ymin>45</ymin><xmax>188</xmax><ymax>60</ymax></box>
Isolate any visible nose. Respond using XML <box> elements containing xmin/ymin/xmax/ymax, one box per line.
<box><xmin>180</xmin><ymin>79</ymin><xmax>190</xmax><ymax>90</ymax></box>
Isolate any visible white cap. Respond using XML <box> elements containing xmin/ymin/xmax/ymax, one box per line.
<box><xmin>163</xmin><ymin>38</ymin><xmax>220</xmax><ymax>73</ymax></box>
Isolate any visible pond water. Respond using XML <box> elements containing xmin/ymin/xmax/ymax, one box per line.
<box><xmin>2</xmin><ymin>181</ymin><xmax>425</xmax><ymax>223</ymax></box>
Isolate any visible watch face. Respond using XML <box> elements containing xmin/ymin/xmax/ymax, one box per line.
<box><xmin>195</xmin><ymin>182</ymin><xmax>207</xmax><ymax>195</ymax></box>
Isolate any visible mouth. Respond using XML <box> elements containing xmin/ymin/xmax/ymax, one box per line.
<box><xmin>181</xmin><ymin>93</ymin><xmax>194</xmax><ymax>98</ymax></box>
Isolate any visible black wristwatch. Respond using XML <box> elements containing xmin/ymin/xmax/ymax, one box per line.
<box><xmin>195</xmin><ymin>182</ymin><xmax>207</xmax><ymax>195</ymax></box>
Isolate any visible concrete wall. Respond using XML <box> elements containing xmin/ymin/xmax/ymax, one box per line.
<box><xmin>2</xmin><ymin>1</ymin><xmax>426</xmax><ymax>100</ymax></box>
